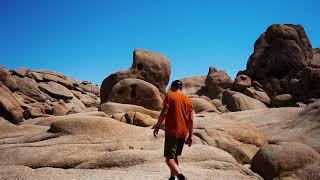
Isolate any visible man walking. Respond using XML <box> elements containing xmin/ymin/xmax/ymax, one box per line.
<box><xmin>153</xmin><ymin>80</ymin><xmax>194</xmax><ymax>180</ymax></box>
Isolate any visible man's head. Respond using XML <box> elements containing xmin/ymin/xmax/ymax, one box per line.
<box><xmin>170</xmin><ymin>80</ymin><xmax>183</xmax><ymax>91</ymax></box>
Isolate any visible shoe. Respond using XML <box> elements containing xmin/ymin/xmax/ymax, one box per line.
<box><xmin>177</xmin><ymin>173</ymin><xmax>186</xmax><ymax>180</ymax></box>
<box><xmin>169</xmin><ymin>176</ymin><xmax>175</xmax><ymax>180</ymax></box>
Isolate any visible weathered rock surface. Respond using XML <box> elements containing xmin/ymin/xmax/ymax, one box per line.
<box><xmin>190</xmin><ymin>97</ymin><xmax>218</xmax><ymax>113</ymax></box>
<box><xmin>205</xmin><ymin>68</ymin><xmax>233</xmax><ymax>99</ymax></box>
<box><xmin>212</xmin><ymin>99</ymin><xmax>230</xmax><ymax>113</ymax></box>
<box><xmin>193</xmin><ymin>113</ymin><xmax>267</xmax><ymax>164</ymax></box>
<box><xmin>14</xmin><ymin>77</ymin><xmax>47</xmax><ymax>102</ymax></box>
<box><xmin>223</xmin><ymin>100</ymin><xmax>320</xmax><ymax>152</ymax></box>
<box><xmin>242</xmin><ymin>24</ymin><xmax>320</xmax><ymax>106</ymax></box>
<box><xmin>78</xmin><ymin>83</ymin><xmax>100</xmax><ymax>96</ymax></box>
<box><xmin>131</xmin><ymin>49</ymin><xmax>171</xmax><ymax>94</ymax></box>
<box><xmin>100</xmin><ymin>102</ymin><xmax>160</xmax><ymax>119</ymax></box>
<box><xmin>310</xmin><ymin>48</ymin><xmax>320</xmax><ymax>68</ymax></box>
<box><xmin>0</xmin><ymin>114</ymin><xmax>262</xmax><ymax>179</ymax></box>
<box><xmin>117</xmin><ymin>111</ymin><xmax>157</xmax><ymax>127</ymax></box>
<box><xmin>100</xmin><ymin>49</ymin><xmax>171</xmax><ymax>103</ymax></box>
<box><xmin>27</xmin><ymin>71</ymin><xmax>44</xmax><ymax>81</ymax></box>
<box><xmin>33</xmin><ymin>70</ymin><xmax>68</xmax><ymax>80</ymax></box>
<box><xmin>12</xmin><ymin>92</ymin><xmax>37</xmax><ymax>109</ymax></box>
<box><xmin>0</xmin><ymin>67</ymin><xmax>100</xmax><ymax>124</ymax></box>
<box><xmin>179</xmin><ymin>76</ymin><xmax>207</xmax><ymax>96</ymax></box>
<box><xmin>0</xmin><ymin>67</ymin><xmax>18</xmax><ymax>91</ymax></box>
<box><xmin>79</xmin><ymin>93</ymin><xmax>100</xmax><ymax>108</ymax></box>
<box><xmin>39</xmin><ymin>81</ymin><xmax>74</xmax><ymax>100</ymax></box>
<box><xmin>251</xmin><ymin>142</ymin><xmax>320</xmax><ymax>180</ymax></box>
<box><xmin>271</xmin><ymin>94</ymin><xmax>294</xmax><ymax>107</ymax></box>
<box><xmin>64</xmin><ymin>96</ymin><xmax>87</xmax><ymax>114</ymax></box>
<box><xmin>42</xmin><ymin>73</ymin><xmax>73</xmax><ymax>89</ymax></box>
<box><xmin>234</xmin><ymin>75</ymin><xmax>251</xmax><ymax>92</ymax></box>
<box><xmin>107</xmin><ymin>78</ymin><xmax>163</xmax><ymax>111</ymax></box>
<box><xmin>247</xmin><ymin>24</ymin><xmax>312</xmax><ymax>80</ymax></box>
<box><xmin>23</xmin><ymin>106</ymin><xmax>48</xmax><ymax>119</ymax></box>
<box><xmin>0</xmin><ymin>83</ymin><xmax>24</xmax><ymax>123</ymax></box>
<box><xmin>222</xmin><ymin>91</ymin><xmax>267</xmax><ymax>111</ymax></box>
<box><xmin>300</xmin><ymin>67</ymin><xmax>320</xmax><ymax>98</ymax></box>
<box><xmin>244</xmin><ymin>88</ymin><xmax>271</xmax><ymax>105</ymax></box>
<box><xmin>22</xmin><ymin>112</ymin><xmax>108</xmax><ymax>127</ymax></box>
<box><xmin>51</xmin><ymin>102</ymin><xmax>69</xmax><ymax>116</ymax></box>
<box><xmin>11</xmin><ymin>67</ymin><xmax>29</xmax><ymax>77</ymax></box>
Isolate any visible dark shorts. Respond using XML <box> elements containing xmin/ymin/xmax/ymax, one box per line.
<box><xmin>164</xmin><ymin>136</ymin><xmax>185</xmax><ymax>159</ymax></box>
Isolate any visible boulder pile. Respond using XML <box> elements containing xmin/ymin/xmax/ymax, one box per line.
<box><xmin>180</xmin><ymin>24</ymin><xmax>320</xmax><ymax>111</ymax></box>
<box><xmin>0</xmin><ymin>67</ymin><xmax>100</xmax><ymax>124</ymax></box>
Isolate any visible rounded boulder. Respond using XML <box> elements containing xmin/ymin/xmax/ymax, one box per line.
<box><xmin>233</xmin><ymin>75</ymin><xmax>251</xmax><ymax>92</ymax></box>
<box><xmin>251</xmin><ymin>142</ymin><xmax>320</xmax><ymax>180</ymax></box>
<box><xmin>107</xmin><ymin>78</ymin><xmax>163</xmax><ymax>111</ymax></box>
<box><xmin>205</xmin><ymin>69</ymin><xmax>233</xmax><ymax>100</ymax></box>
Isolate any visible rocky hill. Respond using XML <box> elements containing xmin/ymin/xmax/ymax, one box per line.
<box><xmin>0</xmin><ymin>24</ymin><xmax>319</xmax><ymax>180</ymax></box>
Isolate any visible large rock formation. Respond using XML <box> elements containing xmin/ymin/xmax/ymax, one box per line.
<box><xmin>100</xmin><ymin>49</ymin><xmax>171</xmax><ymax>104</ymax></box>
<box><xmin>243</xmin><ymin>24</ymin><xmax>320</xmax><ymax>105</ymax></box>
<box><xmin>247</xmin><ymin>24</ymin><xmax>312</xmax><ymax>80</ymax></box>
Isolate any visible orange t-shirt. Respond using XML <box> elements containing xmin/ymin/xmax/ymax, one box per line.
<box><xmin>163</xmin><ymin>91</ymin><xmax>193</xmax><ymax>138</ymax></box>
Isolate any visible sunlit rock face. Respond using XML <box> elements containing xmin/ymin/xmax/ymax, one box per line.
<box><xmin>100</xmin><ymin>49</ymin><xmax>171</xmax><ymax>104</ymax></box>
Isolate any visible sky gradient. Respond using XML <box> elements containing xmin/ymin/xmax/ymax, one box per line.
<box><xmin>1</xmin><ymin>0</ymin><xmax>319</xmax><ymax>85</ymax></box>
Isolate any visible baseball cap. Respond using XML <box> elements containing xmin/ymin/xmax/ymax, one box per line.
<box><xmin>170</xmin><ymin>80</ymin><xmax>183</xmax><ymax>89</ymax></box>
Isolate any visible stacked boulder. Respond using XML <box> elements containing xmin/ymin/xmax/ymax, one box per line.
<box><xmin>181</xmin><ymin>24</ymin><xmax>319</xmax><ymax>111</ymax></box>
<box><xmin>0</xmin><ymin>67</ymin><xmax>100</xmax><ymax>124</ymax></box>
<box><xmin>100</xmin><ymin>49</ymin><xmax>171</xmax><ymax>103</ymax></box>
<box><xmin>99</xmin><ymin>49</ymin><xmax>171</xmax><ymax>126</ymax></box>
<box><xmin>242</xmin><ymin>24</ymin><xmax>320</xmax><ymax>107</ymax></box>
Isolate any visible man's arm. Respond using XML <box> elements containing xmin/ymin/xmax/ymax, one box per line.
<box><xmin>188</xmin><ymin>110</ymin><xmax>194</xmax><ymax>137</ymax></box>
<box><xmin>153</xmin><ymin>101</ymin><xmax>169</xmax><ymax>137</ymax></box>
<box><xmin>186</xmin><ymin>106</ymin><xmax>194</xmax><ymax>147</ymax></box>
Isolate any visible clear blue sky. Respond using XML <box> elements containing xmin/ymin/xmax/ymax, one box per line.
<box><xmin>1</xmin><ymin>0</ymin><xmax>319</xmax><ymax>85</ymax></box>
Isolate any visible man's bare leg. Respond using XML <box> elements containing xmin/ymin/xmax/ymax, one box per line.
<box><xmin>174</xmin><ymin>157</ymin><xmax>180</xmax><ymax>168</ymax></box>
<box><xmin>166</xmin><ymin>158</ymin><xmax>181</xmax><ymax>177</ymax></box>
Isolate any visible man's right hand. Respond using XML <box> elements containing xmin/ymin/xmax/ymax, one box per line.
<box><xmin>153</xmin><ymin>126</ymin><xmax>159</xmax><ymax>137</ymax></box>
<box><xmin>186</xmin><ymin>136</ymin><xmax>192</xmax><ymax>147</ymax></box>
